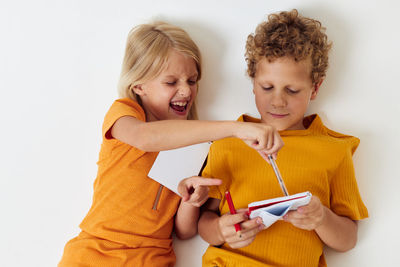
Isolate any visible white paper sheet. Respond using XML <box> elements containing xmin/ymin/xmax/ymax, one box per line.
<box><xmin>148</xmin><ymin>142</ymin><xmax>211</xmax><ymax>194</ymax></box>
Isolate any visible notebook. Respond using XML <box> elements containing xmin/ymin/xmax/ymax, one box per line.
<box><xmin>248</xmin><ymin>191</ymin><xmax>312</xmax><ymax>228</ymax></box>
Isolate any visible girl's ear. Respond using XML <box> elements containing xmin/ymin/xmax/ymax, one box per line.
<box><xmin>311</xmin><ymin>80</ymin><xmax>323</xmax><ymax>100</ymax></box>
<box><xmin>131</xmin><ymin>84</ymin><xmax>145</xmax><ymax>96</ymax></box>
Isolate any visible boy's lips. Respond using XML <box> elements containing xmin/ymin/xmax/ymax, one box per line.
<box><xmin>268</xmin><ymin>112</ymin><xmax>289</xmax><ymax>118</ymax></box>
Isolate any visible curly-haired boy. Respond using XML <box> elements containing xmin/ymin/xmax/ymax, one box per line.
<box><xmin>198</xmin><ymin>9</ymin><xmax>368</xmax><ymax>266</ymax></box>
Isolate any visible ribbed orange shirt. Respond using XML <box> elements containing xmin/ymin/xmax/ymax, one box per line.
<box><xmin>59</xmin><ymin>98</ymin><xmax>181</xmax><ymax>267</ymax></box>
<box><xmin>202</xmin><ymin>114</ymin><xmax>368</xmax><ymax>267</ymax></box>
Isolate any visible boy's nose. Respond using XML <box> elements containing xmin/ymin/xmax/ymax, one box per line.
<box><xmin>271</xmin><ymin>92</ymin><xmax>287</xmax><ymax>108</ymax></box>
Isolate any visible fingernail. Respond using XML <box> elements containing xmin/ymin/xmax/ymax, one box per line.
<box><xmin>257</xmin><ymin>218</ymin><xmax>262</xmax><ymax>224</ymax></box>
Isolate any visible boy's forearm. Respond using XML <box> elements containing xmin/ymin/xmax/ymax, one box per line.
<box><xmin>198</xmin><ymin>211</ymin><xmax>225</xmax><ymax>246</ymax></box>
<box><xmin>315</xmin><ymin>207</ymin><xmax>358</xmax><ymax>252</ymax></box>
<box><xmin>174</xmin><ymin>201</ymin><xmax>199</xmax><ymax>239</ymax></box>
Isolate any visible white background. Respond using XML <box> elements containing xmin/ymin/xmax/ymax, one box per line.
<box><xmin>1</xmin><ymin>0</ymin><xmax>399</xmax><ymax>266</ymax></box>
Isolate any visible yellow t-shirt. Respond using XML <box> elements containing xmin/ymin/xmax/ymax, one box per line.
<box><xmin>202</xmin><ymin>114</ymin><xmax>368</xmax><ymax>267</ymax></box>
<box><xmin>59</xmin><ymin>98</ymin><xmax>181</xmax><ymax>267</ymax></box>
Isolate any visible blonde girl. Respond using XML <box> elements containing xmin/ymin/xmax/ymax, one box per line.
<box><xmin>59</xmin><ymin>21</ymin><xmax>282</xmax><ymax>266</ymax></box>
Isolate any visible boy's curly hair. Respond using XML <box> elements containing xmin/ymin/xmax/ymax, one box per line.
<box><xmin>245</xmin><ymin>9</ymin><xmax>332</xmax><ymax>84</ymax></box>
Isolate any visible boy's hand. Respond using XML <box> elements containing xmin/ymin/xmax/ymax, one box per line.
<box><xmin>178</xmin><ymin>177</ymin><xmax>222</xmax><ymax>207</ymax></box>
<box><xmin>235</xmin><ymin>122</ymin><xmax>284</xmax><ymax>162</ymax></box>
<box><xmin>283</xmin><ymin>196</ymin><xmax>326</xmax><ymax>230</ymax></box>
<box><xmin>217</xmin><ymin>209</ymin><xmax>264</xmax><ymax>249</ymax></box>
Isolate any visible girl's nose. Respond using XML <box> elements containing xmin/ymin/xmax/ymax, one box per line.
<box><xmin>177</xmin><ymin>83</ymin><xmax>191</xmax><ymax>97</ymax></box>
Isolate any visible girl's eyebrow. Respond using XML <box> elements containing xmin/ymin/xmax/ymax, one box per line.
<box><xmin>163</xmin><ymin>74</ymin><xmax>198</xmax><ymax>79</ymax></box>
<box><xmin>162</xmin><ymin>75</ymin><xmax>176</xmax><ymax>79</ymax></box>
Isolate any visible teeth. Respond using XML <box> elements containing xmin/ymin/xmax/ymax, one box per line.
<box><xmin>171</xmin><ymin>101</ymin><xmax>187</xmax><ymax>106</ymax></box>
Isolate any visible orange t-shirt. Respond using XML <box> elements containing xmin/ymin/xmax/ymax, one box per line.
<box><xmin>59</xmin><ymin>98</ymin><xmax>181</xmax><ymax>267</ymax></box>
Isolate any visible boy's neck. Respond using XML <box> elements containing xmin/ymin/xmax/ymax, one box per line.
<box><xmin>242</xmin><ymin>114</ymin><xmax>317</xmax><ymax>131</ymax></box>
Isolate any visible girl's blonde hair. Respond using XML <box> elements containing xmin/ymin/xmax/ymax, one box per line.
<box><xmin>118</xmin><ymin>21</ymin><xmax>201</xmax><ymax>120</ymax></box>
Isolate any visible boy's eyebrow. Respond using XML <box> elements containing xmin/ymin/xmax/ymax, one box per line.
<box><xmin>257</xmin><ymin>78</ymin><xmax>272</xmax><ymax>84</ymax></box>
<box><xmin>256</xmin><ymin>78</ymin><xmax>277</xmax><ymax>86</ymax></box>
<box><xmin>256</xmin><ymin>78</ymin><xmax>307</xmax><ymax>88</ymax></box>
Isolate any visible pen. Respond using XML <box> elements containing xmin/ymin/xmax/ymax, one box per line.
<box><xmin>225</xmin><ymin>191</ymin><xmax>242</xmax><ymax>237</ymax></box>
<box><xmin>267</xmin><ymin>155</ymin><xmax>289</xmax><ymax>196</ymax></box>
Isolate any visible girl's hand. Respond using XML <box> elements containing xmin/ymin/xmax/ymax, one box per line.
<box><xmin>235</xmin><ymin>122</ymin><xmax>284</xmax><ymax>162</ymax></box>
<box><xmin>283</xmin><ymin>196</ymin><xmax>326</xmax><ymax>230</ymax></box>
<box><xmin>217</xmin><ymin>209</ymin><xmax>264</xmax><ymax>249</ymax></box>
<box><xmin>178</xmin><ymin>177</ymin><xmax>222</xmax><ymax>207</ymax></box>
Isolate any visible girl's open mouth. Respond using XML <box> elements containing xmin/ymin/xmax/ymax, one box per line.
<box><xmin>170</xmin><ymin>101</ymin><xmax>188</xmax><ymax>114</ymax></box>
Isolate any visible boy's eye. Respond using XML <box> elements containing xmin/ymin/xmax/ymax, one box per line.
<box><xmin>262</xmin><ymin>86</ymin><xmax>273</xmax><ymax>91</ymax></box>
<box><xmin>166</xmin><ymin>81</ymin><xmax>176</xmax><ymax>85</ymax></box>
<box><xmin>286</xmin><ymin>88</ymin><xmax>299</xmax><ymax>94</ymax></box>
<box><xmin>188</xmin><ymin>80</ymin><xmax>197</xmax><ymax>85</ymax></box>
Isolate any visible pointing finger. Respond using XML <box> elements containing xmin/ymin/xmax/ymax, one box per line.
<box><xmin>193</xmin><ymin>177</ymin><xmax>222</xmax><ymax>187</ymax></box>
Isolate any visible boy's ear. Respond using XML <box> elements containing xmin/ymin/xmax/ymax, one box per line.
<box><xmin>311</xmin><ymin>80</ymin><xmax>323</xmax><ymax>100</ymax></box>
<box><xmin>131</xmin><ymin>84</ymin><xmax>145</xmax><ymax>96</ymax></box>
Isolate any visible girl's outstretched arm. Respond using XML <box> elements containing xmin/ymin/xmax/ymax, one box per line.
<box><xmin>111</xmin><ymin>116</ymin><xmax>283</xmax><ymax>154</ymax></box>
<box><xmin>174</xmin><ymin>177</ymin><xmax>221</xmax><ymax>239</ymax></box>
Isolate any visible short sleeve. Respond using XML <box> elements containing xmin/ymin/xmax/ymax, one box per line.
<box><xmin>330</xmin><ymin>138</ymin><xmax>368</xmax><ymax>220</ymax></box>
<box><xmin>102</xmin><ymin>98</ymin><xmax>146</xmax><ymax>140</ymax></box>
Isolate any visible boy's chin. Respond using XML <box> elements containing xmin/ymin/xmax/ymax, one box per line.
<box><xmin>260</xmin><ymin>119</ymin><xmax>287</xmax><ymax>131</ymax></box>
<box><xmin>261</xmin><ymin>119</ymin><xmax>303</xmax><ymax>131</ymax></box>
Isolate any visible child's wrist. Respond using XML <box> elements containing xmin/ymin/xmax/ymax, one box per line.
<box><xmin>181</xmin><ymin>200</ymin><xmax>200</xmax><ymax>209</ymax></box>
<box><xmin>215</xmin><ymin>217</ymin><xmax>226</xmax><ymax>245</ymax></box>
<box><xmin>231</xmin><ymin>121</ymin><xmax>244</xmax><ymax>139</ymax></box>
<box><xmin>315</xmin><ymin>206</ymin><xmax>329</xmax><ymax>230</ymax></box>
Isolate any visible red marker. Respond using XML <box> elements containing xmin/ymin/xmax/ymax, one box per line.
<box><xmin>225</xmin><ymin>191</ymin><xmax>242</xmax><ymax>237</ymax></box>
